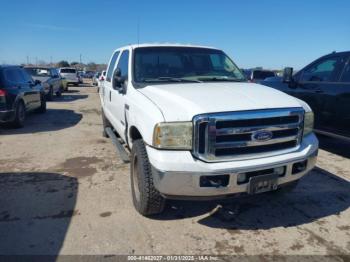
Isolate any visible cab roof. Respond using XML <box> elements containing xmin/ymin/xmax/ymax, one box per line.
<box><xmin>116</xmin><ymin>43</ymin><xmax>220</xmax><ymax>51</ymax></box>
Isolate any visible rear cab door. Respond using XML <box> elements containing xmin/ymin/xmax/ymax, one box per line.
<box><xmin>108</xmin><ymin>49</ymin><xmax>130</xmax><ymax>139</ymax></box>
<box><xmin>103</xmin><ymin>50</ymin><xmax>120</xmax><ymax>120</ymax></box>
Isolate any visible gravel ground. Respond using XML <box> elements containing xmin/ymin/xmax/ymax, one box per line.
<box><xmin>0</xmin><ymin>81</ymin><xmax>349</xmax><ymax>259</ymax></box>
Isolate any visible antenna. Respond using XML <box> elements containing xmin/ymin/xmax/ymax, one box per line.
<box><xmin>137</xmin><ymin>17</ymin><xmax>140</xmax><ymax>46</ymax></box>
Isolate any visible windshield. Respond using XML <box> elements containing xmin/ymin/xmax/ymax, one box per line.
<box><xmin>133</xmin><ymin>47</ymin><xmax>245</xmax><ymax>83</ymax></box>
<box><xmin>60</xmin><ymin>68</ymin><xmax>76</xmax><ymax>74</ymax></box>
<box><xmin>25</xmin><ymin>68</ymin><xmax>51</xmax><ymax>77</ymax></box>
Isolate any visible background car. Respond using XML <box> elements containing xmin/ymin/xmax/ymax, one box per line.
<box><xmin>244</xmin><ymin>69</ymin><xmax>276</xmax><ymax>82</ymax></box>
<box><xmin>84</xmin><ymin>71</ymin><xmax>95</xmax><ymax>78</ymax></box>
<box><xmin>92</xmin><ymin>72</ymin><xmax>101</xmax><ymax>86</ymax></box>
<box><xmin>261</xmin><ymin>51</ymin><xmax>350</xmax><ymax>140</ymax></box>
<box><xmin>0</xmin><ymin>65</ymin><xmax>46</xmax><ymax>128</ymax></box>
<box><xmin>24</xmin><ymin>67</ymin><xmax>62</xmax><ymax>101</ymax></box>
<box><xmin>98</xmin><ymin>71</ymin><xmax>106</xmax><ymax>87</ymax></box>
<box><xmin>59</xmin><ymin>67</ymin><xmax>79</xmax><ymax>90</ymax></box>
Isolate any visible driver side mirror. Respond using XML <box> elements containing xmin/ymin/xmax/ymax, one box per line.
<box><xmin>283</xmin><ymin>67</ymin><xmax>294</xmax><ymax>83</ymax></box>
<box><xmin>34</xmin><ymin>79</ymin><xmax>41</xmax><ymax>85</ymax></box>
<box><xmin>113</xmin><ymin>68</ymin><xmax>127</xmax><ymax>93</ymax></box>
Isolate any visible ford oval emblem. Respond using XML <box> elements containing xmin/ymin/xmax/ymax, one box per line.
<box><xmin>252</xmin><ymin>130</ymin><xmax>273</xmax><ymax>142</ymax></box>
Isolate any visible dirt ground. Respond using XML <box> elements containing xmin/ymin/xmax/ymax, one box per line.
<box><xmin>0</xmin><ymin>81</ymin><xmax>349</xmax><ymax>258</ymax></box>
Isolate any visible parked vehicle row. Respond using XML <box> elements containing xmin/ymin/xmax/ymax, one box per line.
<box><xmin>24</xmin><ymin>66</ymin><xmax>62</xmax><ymax>100</ymax></box>
<box><xmin>100</xmin><ymin>44</ymin><xmax>318</xmax><ymax>216</ymax></box>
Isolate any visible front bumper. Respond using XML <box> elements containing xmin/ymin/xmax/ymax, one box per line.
<box><xmin>66</xmin><ymin>79</ymin><xmax>79</xmax><ymax>84</ymax></box>
<box><xmin>0</xmin><ymin>110</ymin><xmax>15</xmax><ymax>123</ymax></box>
<box><xmin>146</xmin><ymin>133</ymin><xmax>318</xmax><ymax>198</ymax></box>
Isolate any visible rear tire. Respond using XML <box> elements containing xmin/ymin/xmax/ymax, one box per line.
<box><xmin>56</xmin><ymin>88</ymin><xmax>62</xmax><ymax>97</ymax></box>
<box><xmin>36</xmin><ymin>95</ymin><xmax>47</xmax><ymax>113</ymax></box>
<box><xmin>11</xmin><ymin>101</ymin><xmax>26</xmax><ymax>128</ymax></box>
<box><xmin>101</xmin><ymin>109</ymin><xmax>111</xmax><ymax>138</ymax></box>
<box><xmin>131</xmin><ymin>140</ymin><xmax>165</xmax><ymax>216</ymax></box>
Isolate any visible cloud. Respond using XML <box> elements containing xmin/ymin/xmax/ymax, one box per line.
<box><xmin>25</xmin><ymin>23</ymin><xmax>77</xmax><ymax>31</ymax></box>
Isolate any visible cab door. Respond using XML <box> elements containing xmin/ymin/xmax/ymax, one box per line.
<box><xmin>292</xmin><ymin>55</ymin><xmax>345</xmax><ymax>129</ymax></box>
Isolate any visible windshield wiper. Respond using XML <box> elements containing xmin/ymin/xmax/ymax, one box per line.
<box><xmin>197</xmin><ymin>77</ymin><xmax>244</xmax><ymax>82</ymax></box>
<box><xmin>142</xmin><ymin>77</ymin><xmax>202</xmax><ymax>83</ymax></box>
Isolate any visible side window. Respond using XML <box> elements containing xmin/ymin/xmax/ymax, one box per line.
<box><xmin>340</xmin><ymin>62</ymin><xmax>350</xmax><ymax>82</ymax></box>
<box><xmin>106</xmin><ymin>51</ymin><xmax>120</xmax><ymax>82</ymax></box>
<box><xmin>300</xmin><ymin>56</ymin><xmax>343</xmax><ymax>82</ymax></box>
<box><xmin>116</xmin><ymin>50</ymin><xmax>129</xmax><ymax>79</ymax></box>
<box><xmin>20</xmin><ymin>68</ymin><xmax>33</xmax><ymax>83</ymax></box>
<box><xmin>4</xmin><ymin>68</ymin><xmax>25</xmax><ymax>84</ymax></box>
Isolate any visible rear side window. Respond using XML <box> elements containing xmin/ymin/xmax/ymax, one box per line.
<box><xmin>340</xmin><ymin>62</ymin><xmax>350</xmax><ymax>82</ymax></box>
<box><xmin>20</xmin><ymin>68</ymin><xmax>33</xmax><ymax>83</ymax></box>
<box><xmin>60</xmin><ymin>68</ymin><xmax>76</xmax><ymax>74</ymax></box>
<box><xmin>116</xmin><ymin>50</ymin><xmax>129</xmax><ymax>78</ymax></box>
<box><xmin>4</xmin><ymin>68</ymin><xmax>25</xmax><ymax>84</ymax></box>
<box><xmin>106</xmin><ymin>51</ymin><xmax>120</xmax><ymax>82</ymax></box>
<box><xmin>300</xmin><ymin>56</ymin><xmax>343</xmax><ymax>82</ymax></box>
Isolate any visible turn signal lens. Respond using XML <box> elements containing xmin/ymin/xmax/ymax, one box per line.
<box><xmin>303</xmin><ymin>111</ymin><xmax>314</xmax><ymax>136</ymax></box>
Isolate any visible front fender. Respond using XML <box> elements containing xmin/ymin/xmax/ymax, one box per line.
<box><xmin>126</xmin><ymin>88</ymin><xmax>165</xmax><ymax>147</ymax></box>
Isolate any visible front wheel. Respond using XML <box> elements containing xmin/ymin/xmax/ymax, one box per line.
<box><xmin>130</xmin><ymin>140</ymin><xmax>165</xmax><ymax>216</ymax></box>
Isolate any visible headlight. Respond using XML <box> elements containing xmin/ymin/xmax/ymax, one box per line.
<box><xmin>303</xmin><ymin>111</ymin><xmax>314</xmax><ymax>136</ymax></box>
<box><xmin>153</xmin><ymin>122</ymin><xmax>192</xmax><ymax>150</ymax></box>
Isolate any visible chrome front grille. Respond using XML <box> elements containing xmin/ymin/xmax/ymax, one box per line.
<box><xmin>193</xmin><ymin>108</ymin><xmax>305</xmax><ymax>162</ymax></box>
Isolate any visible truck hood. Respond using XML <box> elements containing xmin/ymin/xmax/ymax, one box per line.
<box><xmin>138</xmin><ymin>82</ymin><xmax>306</xmax><ymax>121</ymax></box>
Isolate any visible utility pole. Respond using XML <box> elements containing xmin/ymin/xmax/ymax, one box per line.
<box><xmin>50</xmin><ymin>56</ymin><xmax>52</xmax><ymax>66</ymax></box>
<box><xmin>35</xmin><ymin>57</ymin><xmax>38</xmax><ymax>66</ymax></box>
<box><xmin>26</xmin><ymin>56</ymin><xmax>29</xmax><ymax>65</ymax></box>
<box><xmin>80</xmin><ymin>54</ymin><xmax>82</xmax><ymax>64</ymax></box>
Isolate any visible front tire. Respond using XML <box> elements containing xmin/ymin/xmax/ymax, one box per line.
<box><xmin>130</xmin><ymin>140</ymin><xmax>165</xmax><ymax>216</ymax></box>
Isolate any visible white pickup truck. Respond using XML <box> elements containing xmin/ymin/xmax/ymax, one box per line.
<box><xmin>100</xmin><ymin>44</ymin><xmax>318</xmax><ymax>216</ymax></box>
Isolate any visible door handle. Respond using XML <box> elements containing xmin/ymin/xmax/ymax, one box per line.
<box><xmin>314</xmin><ymin>89</ymin><xmax>323</xmax><ymax>93</ymax></box>
<box><xmin>109</xmin><ymin>91</ymin><xmax>111</xmax><ymax>101</ymax></box>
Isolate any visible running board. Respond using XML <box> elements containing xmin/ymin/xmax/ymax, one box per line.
<box><xmin>105</xmin><ymin>127</ymin><xmax>130</xmax><ymax>163</ymax></box>
<box><xmin>315</xmin><ymin>129</ymin><xmax>350</xmax><ymax>143</ymax></box>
